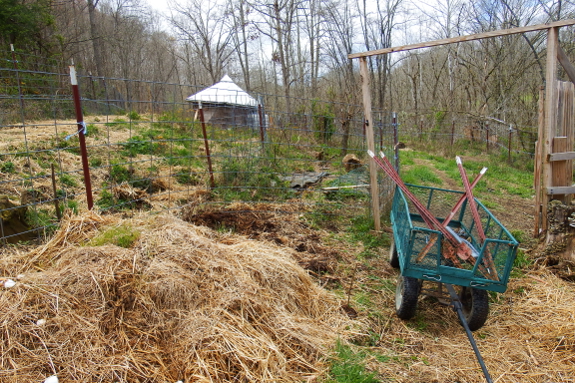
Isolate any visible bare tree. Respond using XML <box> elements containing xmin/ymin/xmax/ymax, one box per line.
<box><xmin>323</xmin><ymin>0</ymin><xmax>361</xmax><ymax>154</ymax></box>
<box><xmin>249</xmin><ymin>0</ymin><xmax>303</xmax><ymax>119</ymax></box>
<box><xmin>88</xmin><ymin>0</ymin><xmax>106</xmax><ymax>77</ymax></box>
<box><xmin>170</xmin><ymin>0</ymin><xmax>235</xmax><ymax>83</ymax></box>
<box><xmin>226</xmin><ymin>0</ymin><xmax>254</xmax><ymax>91</ymax></box>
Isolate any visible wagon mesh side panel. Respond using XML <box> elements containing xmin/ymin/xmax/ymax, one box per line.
<box><xmin>408</xmin><ymin>230</ymin><xmax>440</xmax><ymax>270</ymax></box>
<box><xmin>392</xmin><ymin>188</ymin><xmax>411</xmax><ymax>267</ymax></box>
<box><xmin>473</xmin><ymin>240</ymin><xmax>513</xmax><ymax>280</ymax></box>
<box><xmin>405</xmin><ymin>185</ymin><xmax>463</xmax><ymax>223</ymax></box>
<box><xmin>459</xmin><ymin>201</ymin><xmax>515</xmax><ymax>283</ymax></box>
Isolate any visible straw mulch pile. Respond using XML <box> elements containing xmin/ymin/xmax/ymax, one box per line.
<box><xmin>0</xmin><ymin>211</ymin><xmax>353</xmax><ymax>382</ymax></box>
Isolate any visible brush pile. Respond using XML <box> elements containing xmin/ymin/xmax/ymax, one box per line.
<box><xmin>0</xmin><ymin>211</ymin><xmax>352</xmax><ymax>382</ymax></box>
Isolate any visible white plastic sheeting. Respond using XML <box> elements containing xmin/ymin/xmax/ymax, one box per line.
<box><xmin>186</xmin><ymin>75</ymin><xmax>258</xmax><ymax>107</ymax></box>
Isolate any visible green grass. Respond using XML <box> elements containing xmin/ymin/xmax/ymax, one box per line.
<box><xmin>109</xmin><ymin>164</ymin><xmax>131</xmax><ymax>183</ymax></box>
<box><xmin>401</xmin><ymin>166</ymin><xmax>442</xmax><ymax>186</ymax></box>
<box><xmin>1</xmin><ymin>161</ymin><xmax>15</xmax><ymax>173</ymax></box>
<box><xmin>175</xmin><ymin>168</ymin><xmax>199</xmax><ymax>185</ymax></box>
<box><xmin>326</xmin><ymin>340</ymin><xmax>379</xmax><ymax>383</ymax></box>
<box><xmin>397</xmin><ymin>145</ymin><xmax>533</xmax><ymax>199</ymax></box>
<box><xmin>60</xmin><ymin>173</ymin><xmax>78</xmax><ymax>187</ymax></box>
<box><xmin>105</xmin><ymin>118</ymin><xmax>131</xmax><ymax>130</ymax></box>
<box><xmin>127</xmin><ymin>111</ymin><xmax>140</xmax><ymax>121</ymax></box>
<box><xmin>89</xmin><ymin>157</ymin><xmax>103</xmax><ymax>167</ymax></box>
<box><xmin>347</xmin><ymin>216</ymin><xmax>390</xmax><ymax>258</ymax></box>
<box><xmin>87</xmin><ymin>223</ymin><xmax>140</xmax><ymax>248</ymax></box>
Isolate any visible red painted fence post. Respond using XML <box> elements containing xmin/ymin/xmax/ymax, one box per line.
<box><xmin>69</xmin><ymin>66</ymin><xmax>94</xmax><ymax>210</ymax></box>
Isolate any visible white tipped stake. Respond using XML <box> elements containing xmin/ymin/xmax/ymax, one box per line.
<box><xmin>379</xmin><ymin>151</ymin><xmax>386</xmax><ymax>158</ymax></box>
<box><xmin>455</xmin><ymin>156</ymin><xmax>462</xmax><ymax>165</ymax></box>
<box><xmin>69</xmin><ymin>66</ymin><xmax>78</xmax><ymax>86</ymax></box>
<box><xmin>44</xmin><ymin>375</ymin><xmax>59</xmax><ymax>383</ymax></box>
<box><xmin>367</xmin><ymin>150</ymin><xmax>375</xmax><ymax>158</ymax></box>
<box><xmin>480</xmin><ymin>167</ymin><xmax>487</xmax><ymax>175</ymax></box>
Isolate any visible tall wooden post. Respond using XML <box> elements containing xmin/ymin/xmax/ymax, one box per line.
<box><xmin>359</xmin><ymin>57</ymin><xmax>381</xmax><ymax>231</ymax></box>
<box><xmin>534</xmin><ymin>87</ymin><xmax>545</xmax><ymax>237</ymax></box>
<box><xmin>542</xmin><ymin>27</ymin><xmax>559</xmax><ymax>232</ymax></box>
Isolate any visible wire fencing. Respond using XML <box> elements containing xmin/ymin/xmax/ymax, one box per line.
<box><xmin>398</xmin><ymin>111</ymin><xmax>538</xmax><ymax>159</ymax></box>
<box><xmin>0</xmin><ymin>49</ymin><xmax>397</xmax><ymax>244</ymax></box>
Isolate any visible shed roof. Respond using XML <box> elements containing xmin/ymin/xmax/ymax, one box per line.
<box><xmin>186</xmin><ymin>75</ymin><xmax>258</xmax><ymax>107</ymax></box>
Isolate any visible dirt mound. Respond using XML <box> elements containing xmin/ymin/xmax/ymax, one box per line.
<box><xmin>0</xmin><ymin>211</ymin><xmax>352</xmax><ymax>382</ymax></box>
<box><xmin>182</xmin><ymin>202</ymin><xmax>342</xmax><ymax>274</ymax></box>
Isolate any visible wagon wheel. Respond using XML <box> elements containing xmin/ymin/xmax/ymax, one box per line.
<box><xmin>389</xmin><ymin>241</ymin><xmax>400</xmax><ymax>269</ymax></box>
<box><xmin>458</xmin><ymin>286</ymin><xmax>489</xmax><ymax>331</ymax></box>
<box><xmin>395</xmin><ymin>275</ymin><xmax>420</xmax><ymax>319</ymax></box>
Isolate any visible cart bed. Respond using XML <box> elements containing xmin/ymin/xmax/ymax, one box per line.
<box><xmin>391</xmin><ymin>184</ymin><xmax>519</xmax><ymax>293</ymax></box>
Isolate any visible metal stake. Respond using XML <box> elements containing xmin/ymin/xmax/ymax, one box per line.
<box><xmin>69</xmin><ymin>66</ymin><xmax>94</xmax><ymax>210</ymax></box>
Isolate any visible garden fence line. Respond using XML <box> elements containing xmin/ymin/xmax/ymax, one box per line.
<box><xmin>0</xmin><ymin>50</ymin><xmax>397</xmax><ymax>244</ymax></box>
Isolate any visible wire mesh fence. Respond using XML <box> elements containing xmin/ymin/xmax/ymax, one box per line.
<box><xmin>0</xmin><ymin>49</ymin><xmax>397</xmax><ymax>245</ymax></box>
<box><xmin>397</xmin><ymin>111</ymin><xmax>538</xmax><ymax>159</ymax></box>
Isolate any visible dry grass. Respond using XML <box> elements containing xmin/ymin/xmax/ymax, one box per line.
<box><xmin>0</xmin><ymin>205</ymin><xmax>574</xmax><ymax>382</ymax></box>
<box><xmin>354</xmin><ymin>268</ymin><xmax>575</xmax><ymax>383</ymax></box>
<box><xmin>0</xmin><ymin>211</ymin><xmax>353</xmax><ymax>382</ymax></box>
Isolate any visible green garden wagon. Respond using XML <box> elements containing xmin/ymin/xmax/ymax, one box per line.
<box><xmin>389</xmin><ymin>184</ymin><xmax>519</xmax><ymax>331</ymax></box>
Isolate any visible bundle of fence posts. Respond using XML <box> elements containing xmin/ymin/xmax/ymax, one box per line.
<box><xmin>368</xmin><ymin>150</ymin><xmax>498</xmax><ymax>280</ymax></box>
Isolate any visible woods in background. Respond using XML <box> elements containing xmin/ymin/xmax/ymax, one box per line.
<box><xmin>1</xmin><ymin>0</ymin><xmax>575</xmax><ymax>142</ymax></box>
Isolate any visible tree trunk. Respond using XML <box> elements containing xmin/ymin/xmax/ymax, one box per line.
<box><xmin>87</xmin><ymin>0</ymin><xmax>104</xmax><ymax>78</ymax></box>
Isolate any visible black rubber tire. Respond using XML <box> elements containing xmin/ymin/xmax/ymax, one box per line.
<box><xmin>389</xmin><ymin>241</ymin><xmax>400</xmax><ymax>269</ymax></box>
<box><xmin>459</xmin><ymin>287</ymin><xmax>489</xmax><ymax>331</ymax></box>
<box><xmin>395</xmin><ymin>275</ymin><xmax>420</xmax><ymax>320</ymax></box>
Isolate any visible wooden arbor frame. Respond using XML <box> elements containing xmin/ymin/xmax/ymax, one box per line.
<box><xmin>348</xmin><ymin>19</ymin><xmax>575</xmax><ymax>233</ymax></box>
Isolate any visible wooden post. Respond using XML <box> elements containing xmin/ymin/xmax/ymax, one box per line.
<box><xmin>561</xmin><ymin>82</ymin><xmax>575</xmax><ymax>204</ymax></box>
<box><xmin>359</xmin><ymin>57</ymin><xmax>381</xmax><ymax>231</ymax></box>
<box><xmin>534</xmin><ymin>86</ymin><xmax>545</xmax><ymax>237</ymax></box>
<box><xmin>552</xmin><ymin>136</ymin><xmax>569</xmax><ymax>204</ymax></box>
<box><xmin>542</xmin><ymin>27</ymin><xmax>559</xmax><ymax>233</ymax></box>
<box><xmin>51</xmin><ymin>164</ymin><xmax>62</xmax><ymax>221</ymax></box>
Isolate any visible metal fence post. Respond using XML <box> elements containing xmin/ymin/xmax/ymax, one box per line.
<box><xmin>393</xmin><ymin>112</ymin><xmax>399</xmax><ymax>172</ymax></box>
<box><xmin>69</xmin><ymin>66</ymin><xmax>94</xmax><ymax>210</ymax></box>
<box><xmin>198</xmin><ymin>101</ymin><xmax>215</xmax><ymax>188</ymax></box>
<box><xmin>486</xmin><ymin>122</ymin><xmax>490</xmax><ymax>152</ymax></box>
<box><xmin>419</xmin><ymin>119</ymin><xmax>423</xmax><ymax>141</ymax></box>
<box><xmin>258</xmin><ymin>103</ymin><xmax>265</xmax><ymax>151</ymax></box>
<box><xmin>508</xmin><ymin>124</ymin><xmax>513</xmax><ymax>163</ymax></box>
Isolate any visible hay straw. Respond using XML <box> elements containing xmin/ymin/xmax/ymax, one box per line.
<box><xmin>0</xmin><ymin>212</ymin><xmax>352</xmax><ymax>382</ymax></box>
<box><xmin>362</xmin><ymin>270</ymin><xmax>575</xmax><ymax>383</ymax></box>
